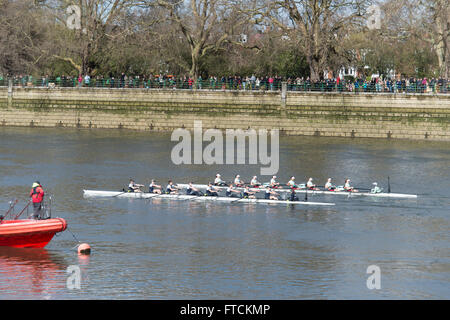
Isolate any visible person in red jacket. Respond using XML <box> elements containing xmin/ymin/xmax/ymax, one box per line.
<box><xmin>29</xmin><ymin>181</ymin><xmax>44</xmax><ymax>219</ymax></box>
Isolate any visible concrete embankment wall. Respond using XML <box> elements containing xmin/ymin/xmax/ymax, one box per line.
<box><xmin>0</xmin><ymin>87</ymin><xmax>449</xmax><ymax>140</ymax></box>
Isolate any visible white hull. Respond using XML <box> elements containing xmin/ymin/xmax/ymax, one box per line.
<box><xmin>83</xmin><ymin>190</ymin><xmax>335</xmax><ymax>206</ymax></box>
<box><xmin>176</xmin><ymin>184</ymin><xmax>418</xmax><ymax>199</ymax></box>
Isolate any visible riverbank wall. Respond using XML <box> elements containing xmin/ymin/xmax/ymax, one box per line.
<box><xmin>0</xmin><ymin>86</ymin><xmax>449</xmax><ymax>140</ymax></box>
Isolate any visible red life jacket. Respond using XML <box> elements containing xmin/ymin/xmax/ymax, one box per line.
<box><xmin>30</xmin><ymin>186</ymin><xmax>44</xmax><ymax>203</ymax></box>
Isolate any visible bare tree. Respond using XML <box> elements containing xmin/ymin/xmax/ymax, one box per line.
<box><xmin>44</xmin><ymin>0</ymin><xmax>140</xmax><ymax>75</ymax></box>
<box><xmin>142</xmin><ymin>0</ymin><xmax>255</xmax><ymax>78</ymax></box>
<box><xmin>0</xmin><ymin>0</ymin><xmax>50</xmax><ymax>75</ymax></box>
<box><xmin>260</xmin><ymin>0</ymin><xmax>368</xmax><ymax>81</ymax></box>
<box><xmin>419</xmin><ymin>0</ymin><xmax>449</xmax><ymax>78</ymax></box>
<box><xmin>378</xmin><ymin>0</ymin><xmax>449</xmax><ymax>78</ymax></box>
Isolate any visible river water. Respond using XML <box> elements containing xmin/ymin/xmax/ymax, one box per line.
<box><xmin>0</xmin><ymin>127</ymin><xmax>449</xmax><ymax>299</ymax></box>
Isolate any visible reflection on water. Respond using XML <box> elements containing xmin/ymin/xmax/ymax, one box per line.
<box><xmin>0</xmin><ymin>127</ymin><xmax>449</xmax><ymax>299</ymax></box>
<box><xmin>0</xmin><ymin>247</ymin><xmax>67</xmax><ymax>299</ymax></box>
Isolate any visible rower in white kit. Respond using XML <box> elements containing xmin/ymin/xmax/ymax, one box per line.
<box><xmin>287</xmin><ymin>176</ymin><xmax>298</xmax><ymax>189</ymax></box>
<box><xmin>214</xmin><ymin>174</ymin><xmax>227</xmax><ymax>186</ymax></box>
<box><xmin>306</xmin><ymin>177</ymin><xmax>319</xmax><ymax>190</ymax></box>
<box><xmin>324</xmin><ymin>178</ymin><xmax>336</xmax><ymax>191</ymax></box>
<box><xmin>250</xmin><ymin>176</ymin><xmax>261</xmax><ymax>187</ymax></box>
<box><xmin>234</xmin><ymin>175</ymin><xmax>244</xmax><ymax>187</ymax></box>
<box><xmin>270</xmin><ymin>176</ymin><xmax>279</xmax><ymax>188</ymax></box>
<box><xmin>344</xmin><ymin>179</ymin><xmax>357</xmax><ymax>192</ymax></box>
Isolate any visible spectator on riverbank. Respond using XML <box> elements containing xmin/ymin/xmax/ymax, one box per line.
<box><xmin>268</xmin><ymin>76</ymin><xmax>274</xmax><ymax>90</ymax></box>
<box><xmin>84</xmin><ymin>74</ymin><xmax>90</xmax><ymax>87</ymax></box>
<box><xmin>3</xmin><ymin>73</ymin><xmax>449</xmax><ymax>93</ymax></box>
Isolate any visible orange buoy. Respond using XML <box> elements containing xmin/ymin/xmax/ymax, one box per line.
<box><xmin>77</xmin><ymin>243</ymin><xmax>91</xmax><ymax>255</ymax></box>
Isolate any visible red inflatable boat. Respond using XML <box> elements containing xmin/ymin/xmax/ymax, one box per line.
<box><xmin>0</xmin><ymin>218</ymin><xmax>67</xmax><ymax>248</ymax></box>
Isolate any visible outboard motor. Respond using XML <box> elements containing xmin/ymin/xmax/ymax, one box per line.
<box><xmin>40</xmin><ymin>196</ymin><xmax>52</xmax><ymax>220</ymax></box>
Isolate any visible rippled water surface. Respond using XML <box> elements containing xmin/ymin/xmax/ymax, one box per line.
<box><xmin>0</xmin><ymin>127</ymin><xmax>449</xmax><ymax>299</ymax></box>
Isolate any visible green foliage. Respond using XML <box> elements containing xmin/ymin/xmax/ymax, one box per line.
<box><xmin>273</xmin><ymin>49</ymin><xmax>309</xmax><ymax>78</ymax></box>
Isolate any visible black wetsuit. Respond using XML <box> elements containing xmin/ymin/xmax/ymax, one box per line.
<box><xmin>206</xmin><ymin>188</ymin><xmax>218</xmax><ymax>196</ymax></box>
<box><xmin>187</xmin><ymin>187</ymin><xmax>200</xmax><ymax>196</ymax></box>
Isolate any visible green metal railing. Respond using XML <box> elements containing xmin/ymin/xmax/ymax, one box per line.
<box><xmin>1</xmin><ymin>76</ymin><xmax>449</xmax><ymax>94</ymax></box>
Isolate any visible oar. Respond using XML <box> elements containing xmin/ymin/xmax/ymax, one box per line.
<box><xmin>113</xmin><ymin>188</ymin><xmax>130</xmax><ymax>198</ymax></box>
<box><xmin>387</xmin><ymin>176</ymin><xmax>391</xmax><ymax>193</ymax></box>
<box><xmin>340</xmin><ymin>184</ymin><xmax>372</xmax><ymax>192</ymax></box>
<box><xmin>186</xmin><ymin>195</ymin><xmax>205</xmax><ymax>201</ymax></box>
<box><xmin>315</xmin><ymin>185</ymin><xmax>335</xmax><ymax>190</ymax></box>
<box><xmin>147</xmin><ymin>192</ymin><xmax>170</xmax><ymax>200</ymax></box>
<box><xmin>352</xmin><ymin>187</ymin><xmax>372</xmax><ymax>191</ymax></box>
<box><xmin>230</xmin><ymin>192</ymin><xmax>245</xmax><ymax>203</ymax></box>
<box><xmin>181</xmin><ymin>191</ymin><xmax>205</xmax><ymax>201</ymax></box>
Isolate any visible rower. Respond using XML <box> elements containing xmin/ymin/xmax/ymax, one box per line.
<box><xmin>226</xmin><ymin>184</ymin><xmax>241</xmax><ymax>198</ymax></box>
<box><xmin>128</xmin><ymin>179</ymin><xmax>144</xmax><ymax>193</ymax></box>
<box><xmin>234</xmin><ymin>175</ymin><xmax>244</xmax><ymax>187</ymax></box>
<box><xmin>206</xmin><ymin>182</ymin><xmax>219</xmax><ymax>196</ymax></box>
<box><xmin>289</xmin><ymin>188</ymin><xmax>299</xmax><ymax>201</ymax></box>
<box><xmin>166</xmin><ymin>180</ymin><xmax>179</xmax><ymax>194</ymax></box>
<box><xmin>214</xmin><ymin>174</ymin><xmax>227</xmax><ymax>186</ymax></box>
<box><xmin>306</xmin><ymin>178</ymin><xmax>319</xmax><ymax>190</ymax></box>
<box><xmin>148</xmin><ymin>179</ymin><xmax>162</xmax><ymax>194</ymax></box>
<box><xmin>243</xmin><ymin>186</ymin><xmax>256</xmax><ymax>199</ymax></box>
<box><xmin>370</xmin><ymin>182</ymin><xmax>383</xmax><ymax>194</ymax></box>
<box><xmin>264</xmin><ymin>186</ymin><xmax>279</xmax><ymax>200</ymax></box>
<box><xmin>324</xmin><ymin>178</ymin><xmax>336</xmax><ymax>191</ymax></box>
<box><xmin>287</xmin><ymin>176</ymin><xmax>297</xmax><ymax>189</ymax></box>
<box><xmin>344</xmin><ymin>179</ymin><xmax>357</xmax><ymax>192</ymax></box>
<box><xmin>186</xmin><ymin>182</ymin><xmax>202</xmax><ymax>196</ymax></box>
<box><xmin>270</xmin><ymin>175</ymin><xmax>279</xmax><ymax>188</ymax></box>
<box><xmin>250</xmin><ymin>176</ymin><xmax>261</xmax><ymax>187</ymax></box>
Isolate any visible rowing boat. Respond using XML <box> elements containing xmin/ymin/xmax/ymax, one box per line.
<box><xmin>83</xmin><ymin>190</ymin><xmax>335</xmax><ymax>206</ymax></box>
<box><xmin>176</xmin><ymin>184</ymin><xmax>418</xmax><ymax>199</ymax></box>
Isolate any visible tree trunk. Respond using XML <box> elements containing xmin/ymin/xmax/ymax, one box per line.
<box><xmin>190</xmin><ymin>47</ymin><xmax>200</xmax><ymax>80</ymax></box>
<box><xmin>434</xmin><ymin>25</ymin><xmax>449</xmax><ymax>78</ymax></box>
<box><xmin>308</xmin><ymin>56</ymin><xmax>321</xmax><ymax>81</ymax></box>
<box><xmin>433</xmin><ymin>1</ymin><xmax>449</xmax><ymax>78</ymax></box>
<box><xmin>435</xmin><ymin>42</ymin><xmax>447</xmax><ymax>78</ymax></box>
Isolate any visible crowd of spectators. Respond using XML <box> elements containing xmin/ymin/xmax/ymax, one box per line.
<box><xmin>286</xmin><ymin>76</ymin><xmax>449</xmax><ymax>93</ymax></box>
<box><xmin>1</xmin><ymin>73</ymin><xmax>449</xmax><ymax>93</ymax></box>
